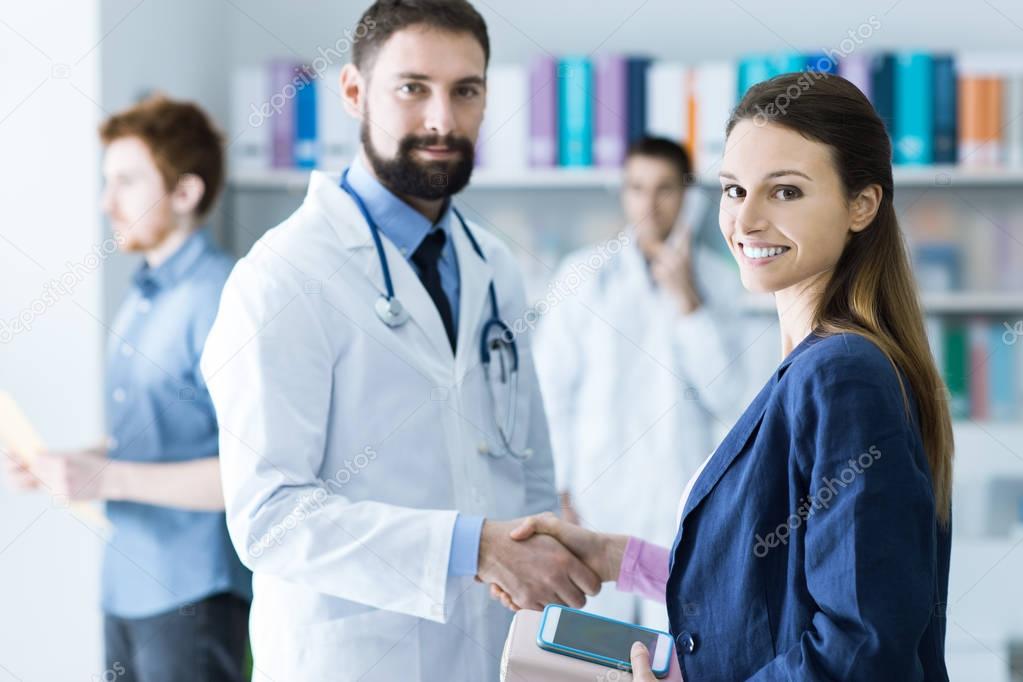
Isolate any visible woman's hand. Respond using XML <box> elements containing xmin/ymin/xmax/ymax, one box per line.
<box><xmin>510</xmin><ymin>512</ymin><xmax>628</xmax><ymax>584</ymax></box>
<box><xmin>631</xmin><ymin>642</ymin><xmax>659</xmax><ymax>681</ymax></box>
<box><xmin>487</xmin><ymin>512</ymin><xmax>630</xmax><ymax>611</ymax></box>
<box><xmin>631</xmin><ymin>642</ymin><xmax>684</xmax><ymax>681</ymax></box>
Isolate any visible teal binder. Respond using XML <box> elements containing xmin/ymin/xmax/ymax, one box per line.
<box><xmin>894</xmin><ymin>52</ymin><xmax>934</xmax><ymax>165</ymax></box>
<box><xmin>558</xmin><ymin>57</ymin><xmax>593</xmax><ymax>167</ymax></box>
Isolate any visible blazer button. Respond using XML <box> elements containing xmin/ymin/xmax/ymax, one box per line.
<box><xmin>677</xmin><ymin>631</ymin><xmax>697</xmax><ymax>655</ymax></box>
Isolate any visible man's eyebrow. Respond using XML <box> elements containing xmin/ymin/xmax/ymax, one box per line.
<box><xmin>718</xmin><ymin>169</ymin><xmax>813</xmax><ymax>182</ymax></box>
<box><xmin>395</xmin><ymin>72</ymin><xmax>485</xmax><ymax>86</ymax></box>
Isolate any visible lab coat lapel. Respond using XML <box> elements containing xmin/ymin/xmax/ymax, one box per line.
<box><xmin>308</xmin><ymin>171</ymin><xmax>377</xmax><ymax>256</ymax></box>
<box><xmin>308</xmin><ymin>171</ymin><xmax>455</xmax><ymax>362</ymax></box>
<box><xmin>620</xmin><ymin>234</ymin><xmax>652</xmax><ymax>293</ymax></box>
<box><xmin>451</xmin><ymin>215</ymin><xmax>494</xmax><ymax>378</ymax></box>
<box><xmin>366</xmin><ymin>237</ymin><xmax>455</xmax><ymax>360</ymax></box>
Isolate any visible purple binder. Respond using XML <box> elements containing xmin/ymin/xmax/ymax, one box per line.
<box><xmin>270</xmin><ymin>60</ymin><xmax>297</xmax><ymax>168</ymax></box>
<box><xmin>839</xmin><ymin>54</ymin><xmax>872</xmax><ymax>102</ymax></box>
<box><xmin>594</xmin><ymin>54</ymin><xmax>627</xmax><ymax>167</ymax></box>
<box><xmin>529</xmin><ymin>55</ymin><xmax>558</xmax><ymax>167</ymax></box>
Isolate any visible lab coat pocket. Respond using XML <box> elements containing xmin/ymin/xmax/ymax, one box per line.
<box><xmin>304</xmin><ymin>608</ymin><xmax>421</xmax><ymax>681</ymax></box>
<box><xmin>482</xmin><ymin>352</ymin><xmax>533</xmax><ymax>458</ymax></box>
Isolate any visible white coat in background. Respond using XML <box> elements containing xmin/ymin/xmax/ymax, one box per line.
<box><xmin>534</xmin><ymin>229</ymin><xmax>751</xmax><ymax>629</ymax></box>
<box><xmin>200</xmin><ymin>171</ymin><xmax>558</xmax><ymax>682</ymax></box>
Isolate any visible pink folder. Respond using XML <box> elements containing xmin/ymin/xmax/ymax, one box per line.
<box><xmin>501</xmin><ymin>609</ymin><xmax>636</xmax><ymax>681</ymax></box>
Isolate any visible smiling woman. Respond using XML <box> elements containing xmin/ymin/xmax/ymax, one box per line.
<box><xmin>720</xmin><ymin>76</ymin><xmax>953</xmax><ymax>525</ymax></box>
<box><xmin>502</xmin><ymin>72</ymin><xmax>955</xmax><ymax>682</ymax></box>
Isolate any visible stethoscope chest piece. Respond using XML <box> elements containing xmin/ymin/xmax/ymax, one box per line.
<box><xmin>477</xmin><ymin>441</ymin><xmax>534</xmax><ymax>460</ymax></box>
<box><xmin>375</xmin><ymin>296</ymin><xmax>409</xmax><ymax>327</ymax></box>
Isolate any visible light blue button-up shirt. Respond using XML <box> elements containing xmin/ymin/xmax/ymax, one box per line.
<box><xmin>103</xmin><ymin>229</ymin><xmax>252</xmax><ymax>617</ymax></box>
<box><xmin>345</xmin><ymin>156</ymin><xmax>484</xmax><ymax>577</ymax></box>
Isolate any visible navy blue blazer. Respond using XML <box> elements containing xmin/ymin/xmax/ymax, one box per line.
<box><xmin>666</xmin><ymin>332</ymin><xmax>951</xmax><ymax>680</ymax></box>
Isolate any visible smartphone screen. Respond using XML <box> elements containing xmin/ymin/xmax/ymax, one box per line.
<box><xmin>553</xmin><ymin>609</ymin><xmax>659</xmax><ymax>663</ymax></box>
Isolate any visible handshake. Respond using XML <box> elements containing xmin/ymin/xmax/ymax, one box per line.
<box><xmin>475</xmin><ymin>512</ymin><xmax>630</xmax><ymax>612</ymax></box>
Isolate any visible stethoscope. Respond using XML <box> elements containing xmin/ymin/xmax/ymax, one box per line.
<box><xmin>340</xmin><ymin>168</ymin><xmax>532</xmax><ymax>460</ymax></box>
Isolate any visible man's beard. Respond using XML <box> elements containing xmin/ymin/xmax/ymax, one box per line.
<box><xmin>361</xmin><ymin>120</ymin><xmax>475</xmax><ymax>201</ymax></box>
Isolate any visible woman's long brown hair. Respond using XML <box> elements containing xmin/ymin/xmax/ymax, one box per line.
<box><xmin>727</xmin><ymin>72</ymin><xmax>954</xmax><ymax>526</ymax></box>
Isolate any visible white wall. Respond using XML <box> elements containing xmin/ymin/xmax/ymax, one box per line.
<box><xmin>0</xmin><ymin>3</ymin><xmax>106</xmax><ymax>680</ymax></box>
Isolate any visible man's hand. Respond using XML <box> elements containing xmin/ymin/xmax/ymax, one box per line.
<box><xmin>2</xmin><ymin>452</ymin><xmax>40</xmax><ymax>491</ymax></box>
<box><xmin>31</xmin><ymin>449</ymin><xmax>110</xmax><ymax>500</ymax></box>
<box><xmin>476</xmin><ymin>518</ymin><xmax>602</xmax><ymax>612</ymax></box>
<box><xmin>650</xmin><ymin>230</ymin><xmax>701</xmax><ymax>315</ymax></box>
<box><xmin>487</xmin><ymin>512</ymin><xmax>629</xmax><ymax>611</ymax></box>
<box><xmin>511</xmin><ymin>512</ymin><xmax>627</xmax><ymax>584</ymax></box>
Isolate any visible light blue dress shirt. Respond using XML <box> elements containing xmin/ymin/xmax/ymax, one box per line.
<box><xmin>345</xmin><ymin>156</ymin><xmax>484</xmax><ymax>577</ymax></box>
<box><xmin>103</xmin><ymin>229</ymin><xmax>252</xmax><ymax>617</ymax></box>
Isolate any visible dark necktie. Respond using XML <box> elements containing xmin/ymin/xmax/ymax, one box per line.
<box><xmin>411</xmin><ymin>229</ymin><xmax>456</xmax><ymax>351</ymax></box>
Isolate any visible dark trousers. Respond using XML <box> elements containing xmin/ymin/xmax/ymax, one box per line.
<box><xmin>103</xmin><ymin>592</ymin><xmax>249</xmax><ymax>682</ymax></box>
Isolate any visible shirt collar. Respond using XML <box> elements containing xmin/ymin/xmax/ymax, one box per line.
<box><xmin>132</xmin><ymin>228</ymin><xmax>212</xmax><ymax>298</ymax></box>
<box><xmin>347</xmin><ymin>154</ymin><xmax>453</xmax><ymax>260</ymax></box>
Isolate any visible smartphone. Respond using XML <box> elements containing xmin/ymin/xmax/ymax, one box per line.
<box><xmin>536</xmin><ymin>604</ymin><xmax>675</xmax><ymax>678</ymax></box>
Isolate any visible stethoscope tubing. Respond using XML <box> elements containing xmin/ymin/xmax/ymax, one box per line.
<box><xmin>340</xmin><ymin>168</ymin><xmax>529</xmax><ymax>459</ymax></box>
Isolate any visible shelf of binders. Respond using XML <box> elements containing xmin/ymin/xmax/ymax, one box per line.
<box><xmin>228</xmin><ymin>166</ymin><xmax>622</xmax><ymax>191</ymax></box>
<box><xmin>228</xmin><ymin>165</ymin><xmax>1023</xmax><ymax>192</ymax></box>
<box><xmin>740</xmin><ymin>291</ymin><xmax>1023</xmax><ymax>315</ymax></box>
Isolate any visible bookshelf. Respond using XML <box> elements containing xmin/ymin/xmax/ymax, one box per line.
<box><xmin>228</xmin><ymin>165</ymin><xmax>1023</xmax><ymax>192</ymax></box>
<box><xmin>229</xmin><ymin>166</ymin><xmax>622</xmax><ymax>191</ymax></box>
<box><xmin>740</xmin><ymin>292</ymin><xmax>1023</xmax><ymax>315</ymax></box>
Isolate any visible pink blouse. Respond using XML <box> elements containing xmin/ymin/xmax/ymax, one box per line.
<box><xmin>616</xmin><ymin>536</ymin><xmax>671</xmax><ymax>603</ymax></box>
<box><xmin>617</xmin><ymin>450</ymin><xmax>713</xmax><ymax>603</ymax></box>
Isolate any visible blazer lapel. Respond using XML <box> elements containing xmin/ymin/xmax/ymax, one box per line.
<box><xmin>678</xmin><ymin>373</ymin><xmax>776</xmax><ymax>527</ymax></box>
<box><xmin>674</xmin><ymin>333</ymin><xmax>821</xmax><ymax>534</ymax></box>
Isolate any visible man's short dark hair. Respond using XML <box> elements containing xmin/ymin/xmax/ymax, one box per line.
<box><xmin>625</xmin><ymin>136</ymin><xmax>693</xmax><ymax>185</ymax></box>
<box><xmin>353</xmin><ymin>0</ymin><xmax>490</xmax><ymax>73</ymax></box>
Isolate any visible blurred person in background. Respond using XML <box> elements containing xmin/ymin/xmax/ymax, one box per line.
<box><xmin>2</xmin><ymin>95</ymin><xmax>251</xmax><ymax>682</ymax></box>
<box><xmin>534</xmin><ymin>136</ymin><xmax>748</xmax><ymax>629</ymax></box>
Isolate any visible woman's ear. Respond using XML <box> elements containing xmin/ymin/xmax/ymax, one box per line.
<box><xmin>849</xmin><ymin>184</ymin><xmax>882</xmax><ymax>233</ymax></box>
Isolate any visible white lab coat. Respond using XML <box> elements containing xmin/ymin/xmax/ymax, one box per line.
<box><xmin>534</xmin><ymin>231</ymin><xmax>749</xmax><ymax>628</ymax></box>
<box><xmin>200</xmin><ymin>171</ymin><xmax>558</xmax><ymax>681</ymax></box>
